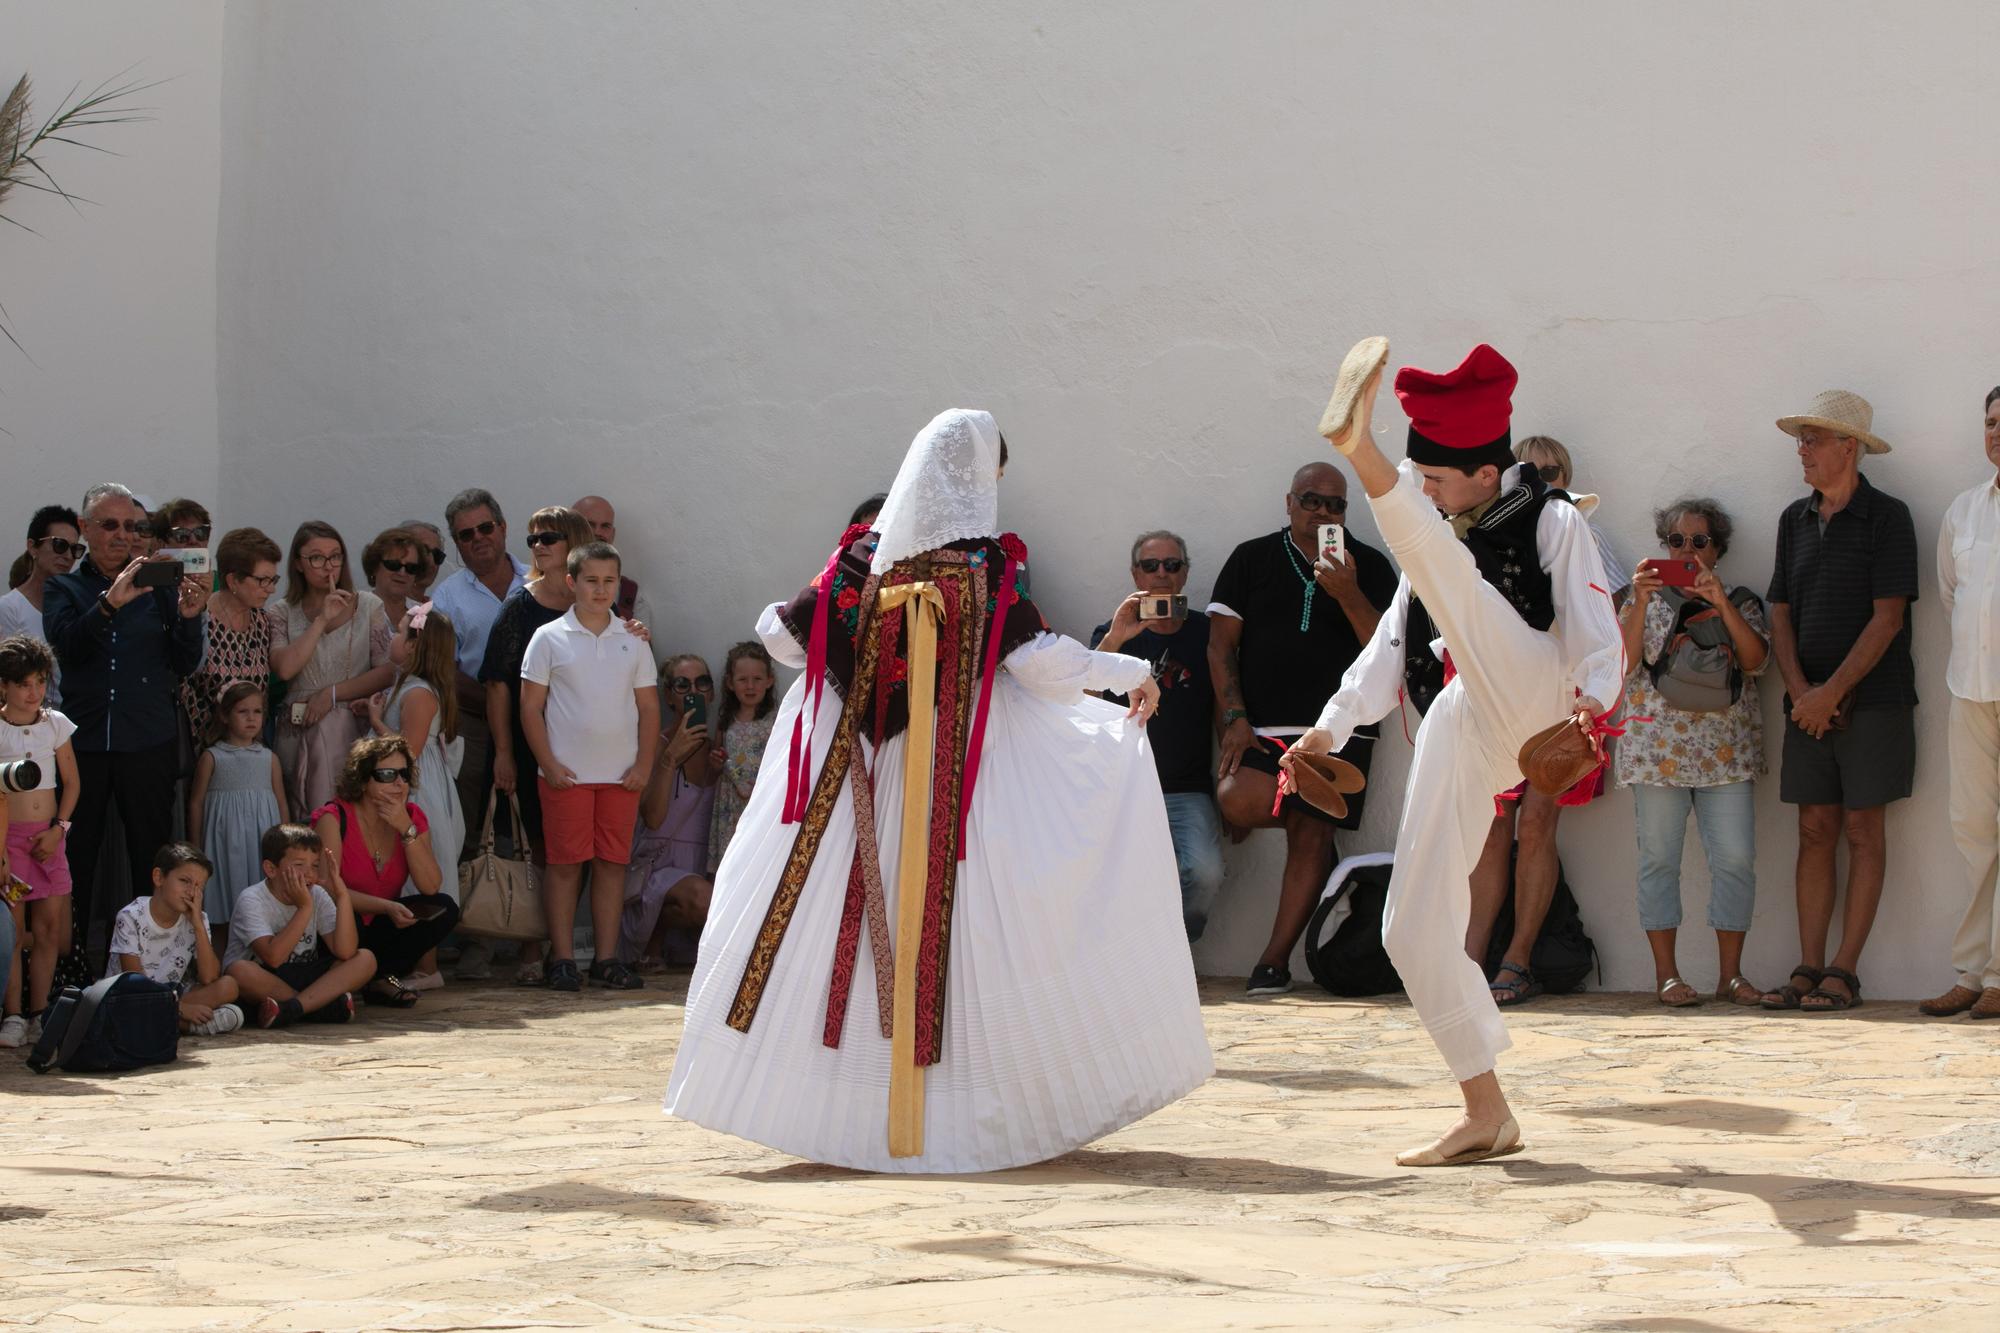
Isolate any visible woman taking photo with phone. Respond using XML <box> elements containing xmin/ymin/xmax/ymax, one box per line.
<box><xmin>1616</xmin><ymin>497</ymin><xmax>1770</xmax><ymax>1009</ymax></box>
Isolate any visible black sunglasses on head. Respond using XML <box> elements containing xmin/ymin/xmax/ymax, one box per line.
<box><xmin>1136</xmin><ymin>557</ymin><xmax>1186</xmax><ymax>574</ymax></box>
<box><xmin>366</xmin><ymin>766</ymin><xmax>411</xmax><ymax>784</ymax></box>
<box><xmin>378</xmin><ymin>558</ymin><xmax>424</xmax><ymax>575</ymax></box>
<box><xmin>669</xmin><ymin>675</ymin><xmax>713</xmax><ymax>693</ymax></box>
<box><xmin>1666</xmin><ymin>533</ymin><xmax>1713</xmax><ymax>551</ymax></box>
<box><xmin>524</xmin><ymin>532</ymin><xmax>565</xmax><ymax>549</ymax></box>
<box><xmin>454</xmin><ymin>519</ymin><xmax>499</xmax><ymax>544</ymax></box>
<box><xmin>1292</xmin><ymin>491</ymin><xmax>1347</xmax><ymax>515</ymax></box>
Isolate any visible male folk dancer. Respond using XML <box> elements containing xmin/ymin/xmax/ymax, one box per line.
<box><xmin>1287</xmin><ymin>341</ymin><xmax>1621</xmax><ymax>1165</ymax></box>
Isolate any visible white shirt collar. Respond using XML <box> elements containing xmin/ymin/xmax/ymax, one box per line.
<box><xmin>557</xmin><ymin>606</ymin><xmax>628</xmax><ymax>637</ymax></box>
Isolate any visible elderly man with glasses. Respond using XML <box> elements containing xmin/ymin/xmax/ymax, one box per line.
<box><xmin>42</xmin><ymin>483</ymin><xmax>209</xmax><ymax>988</ymax></box>
<box><xmin>1093</xmin><ymin>531</ymin><xmax>1226</xmax><ymax>942</ymax></box>
<box><xmin>1208</xmin><ymin>461</ymin><xmax>1398</xmax><ymax>994</ymax></box>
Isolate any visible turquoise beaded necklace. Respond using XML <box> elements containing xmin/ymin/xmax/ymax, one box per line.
<box><xmin>1280</xmin><ymin>531</ymin><xmax>1319</xmax><ymax>632</ymax></box>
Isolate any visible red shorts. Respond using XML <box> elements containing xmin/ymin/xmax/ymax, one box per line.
<box><xmin>537</xmin><ymin>780</ymin><xmax>641</xmax><ymax>866</ymax></box>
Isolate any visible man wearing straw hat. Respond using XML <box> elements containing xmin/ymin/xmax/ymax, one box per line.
<box><xmin>1758</xmin><ymin>389</ymin><xmax>1917</xmax><ymax>1016</ymax></box>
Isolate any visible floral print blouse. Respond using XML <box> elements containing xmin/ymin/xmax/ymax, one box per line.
<box><xmin>1614</xmin><ymin>588</ymin><xmax>1769</xmax><ymax>790</ymax></box>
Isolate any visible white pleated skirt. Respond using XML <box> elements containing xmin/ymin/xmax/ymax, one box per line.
<box><xmin>665</xmin><ymin>673</ymin><xmax>1213</xmax><ymax>1173</ymax></box>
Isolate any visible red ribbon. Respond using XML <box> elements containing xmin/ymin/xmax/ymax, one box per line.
<box><xmin>782</xmin><ymin>545</ymin><xmax>845</xmax><ymax>825</ymax></box>
<box><xmin>956</xmin><ymin>555</ymin><xmax>1016</xmax><ymax>856</ymax></box>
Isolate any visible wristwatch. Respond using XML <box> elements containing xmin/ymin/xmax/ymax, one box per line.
<box><xmin>399</xmin><ymin>825</ymin><xmax>420</xmax><ymax>845</ymax></box>
<box><xmin>1221</xmin><ymin>708</ymin><xmax>1249</xmax><ymax>726</ymax></box>
<box><xmin>55</xmin><ymin>819</ymin><xmax>71</xmax><ymax>835</ymax></box>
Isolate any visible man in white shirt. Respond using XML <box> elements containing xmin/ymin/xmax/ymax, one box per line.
<box><xmin>429</xmin><ymin>488</ymin><xmax>530</xmax><ymax>865</ymax></box>
<box><xmin>1289</xmin><ymin>342</ymin><xmax>1620</xmax><ymax>1167</ymax></box>
<box><xmin>520</xmin><ymin>542</ymin><xmax>661</xmax><ymax>993</ymax></box>
<box><xmin>573</xmin><ymin>496</ymin><xmax>667</xmax><ymax>667</ymax></box>
<box><xmin>1926</xmin><ymin>386</ymin><xmax>2000</xmax><ymax>1021</ymax></box>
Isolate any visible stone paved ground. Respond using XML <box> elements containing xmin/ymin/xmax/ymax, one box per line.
<box><xmin>3</xmin><ymin>977</ymin><xmax>1998</xmax><ymax>1331</ymax></box>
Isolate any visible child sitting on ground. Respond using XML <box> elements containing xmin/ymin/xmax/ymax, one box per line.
<box><xmin>222</xmin><ymin>823</ymin><xmax>377</xmax><ymax>1028</ymax></box>
<box><xmin>107</xmin><ymin>843</ymin><xmax>245</xmax><ymax>1035</ymax></box>
<box><xmin>0</xmin><ymin>635</ymin><xmax>79</xmax><ymax>1049</ymax></box>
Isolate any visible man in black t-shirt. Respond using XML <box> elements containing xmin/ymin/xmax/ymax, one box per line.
<box><xmin>1208</xmin><ymin>461</ymin><xmax>1399</xmax><ymax>995</ymax></box>
<box><xmin>1093</xmin><ymin>531</ymin><xmax>1222</xmax><ymax>942</ymax></box>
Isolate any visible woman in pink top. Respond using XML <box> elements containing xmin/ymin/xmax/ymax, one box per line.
<box><xmin>620</xmin><ymin>655</ymin><xmax>717</xmax><ymax>966</ymax></box>
<box><xmin>312</xmin><ymin>736</ymin><xmax>459</xmax><ymax>1005</ymax></box>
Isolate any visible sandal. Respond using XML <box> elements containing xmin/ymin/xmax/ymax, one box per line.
<box><xmin>546</xmin><ymin>959</ymin><xmax>583</xmax><ymax>993</ymax></box>
<box><xmin>1760</xmin><ymin>964</ymin><xmax>1822</xmax><ymax>1011</ymax></box>
<box><xmin>1716</xmin><ymin>975</ymin><xmax>1762</xmax><ymax>1007</ymax></box>
<box><xmin>362</xmin><ymin>978</ymin><xmax>420</xmax><ymax>1008</ymax></box>
<box><xmin>1657</xmin><ymin>976</ymin><xmax>1702</xmax><ymax>1008</ymax></box>
<box><xmin>1918</xmin><ymin>984</ymin><xmax>1981</xmax><ymax>1017</ymax></box>
<box><xmin>1489</xmin><ymin>961</ymin><xmax>1543</xmax><ymax>1008</ymax></box>
<box><xmin>588</xmin><ymin>958</ymin><xmax>645</xmax><ymax>991</ymax></box>
<box><xmin>514</xmin><ymin>958</ymin><xmax>546</xmax><ymax>987</ymax></box>
<box><xmin>1801</xmin><ymin>965</ymin><xmax>1862</xmax><ymax>1013</ymax></box>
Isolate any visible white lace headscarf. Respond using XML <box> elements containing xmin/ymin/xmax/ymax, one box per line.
<box><xmin>869</xmin><ymin>409</ymin><xmax>1002</xmax><ymax>574</ymax></box>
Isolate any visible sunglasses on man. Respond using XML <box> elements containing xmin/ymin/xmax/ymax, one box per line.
<box><xmin>1291</xmin><ymin>491</ymin><xmax>1348</xmax><ymax>515</ymax></box>
<box><xmin>167</xmin><ymin>525</ymin><xmax>211</xmax><ymax>546</ymax></box>
<box><xmin>454</xmin><ymin>519</ymin><xmax>500</xmax><ymax>544</ymax></box>
<box><xmin>92</xmin><ymin>517</ymin><xmax>147</xmax><ymax>535</ymax></box>
<box><xmin>524</xmin><ymin>531</ymin><xmax>566</xmax><ymax>549</ymax></box>
<box><xmin>420</xmin><ymin>545</ymin><xmax>446</xmax><ymax>567</ymax></box>
<box><xmin>669</xmin><ymin>674</ymin><xmax>714</xmax><ymax>693</ymax></box>
<box><xmin>33</xmin><ymin>536</ymin><xmax>84</xmax><ymax>558</ymax></box>
<box><xmin>1135</xmin><ymin>557</ymin><xmax>1186</xmax><ymax>574</ymax></box>
<box><xmin>1666</xmin><ymin>533</ymin><xmax>1713</xmax><ymax>551</ymax></box>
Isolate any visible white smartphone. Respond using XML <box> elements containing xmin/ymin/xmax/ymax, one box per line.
<box><xmin>1318</xmin><ymin>523</ymin><xmax>1345</xmax><ymax>564</ymax></box>
<box><xmin>172</xmin><ymin>547</ymin><xmax>213</xmax><ymax>577</ymax></box>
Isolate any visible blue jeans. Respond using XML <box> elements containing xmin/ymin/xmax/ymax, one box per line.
<box><xmin>1633</xmin><ymin>781</ymin><xmax>1756</xmax><ymax>932</ymax></box>
<box><xmin>1164</xmin><ymin>792</ymin><xmax>1226</xmax><ymax>942</ymax></box>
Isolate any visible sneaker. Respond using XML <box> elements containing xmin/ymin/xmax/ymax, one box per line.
<box><xmin>588</xmin><ymin>958</ymin><xmax>644</xmax><ymax>991</ymax></box>
<box><xmin>0</xmin><ymin>1014</ymin><xmax>25</xmax><ymax>1048</ymax></box>
<box><xmin>190</xmin><ymin>1004</ymin><xmax>244</xmax><ymax>1037</ymax></box>
<box><xmin>1245</xmin><ymin>964</ymin><xmax>1293</xmax><ymax>997</ymax></box>
<box><xmin>401</xmin><ymin>969</ymin><xmax>446</xmax><ymax>992</ymax></box>
<box><xmin>306</xmin><ymin>992</ymin><xmax>356</xmax><ymax>1024</ymax></box>
<box><xmin>546</xmin><ymin>959</ymin><xmax>582</xmax><ymax>992</ymax></box>
<box><xmin>258</xmin><ymin>997</ymin><xmax>304</xmax><ymax>1029</ymax></box>
<box><xmin>23</xmin><ymin>1014</ymin><xmax>42</xmax><ymax>1045</ymax></box>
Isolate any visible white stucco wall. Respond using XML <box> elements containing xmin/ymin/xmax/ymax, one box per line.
<box><xmin>204</xmin><ymin>0</ymin><xmax>2000</xmax><ymax>998</ymax></box>
<box><xmin>2</xmin><ymin>0</ymin><xmax>224</xmax><ymax>511</ymax></box>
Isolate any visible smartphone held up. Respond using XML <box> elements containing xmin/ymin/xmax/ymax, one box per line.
<box><xmin>1318</xmin><ymin>523</ymin><xmax>1345</xmax><ymax>565</ymax></box>
<box><xmin>1641</xmin><ymin>557</ymin><xmax>1700</xmax><ymax>589</ymax></box>
<box><xmin>1137</xmin><ymin>594</ymin><xmax>1188</xmax><ymax>622</ymax></box>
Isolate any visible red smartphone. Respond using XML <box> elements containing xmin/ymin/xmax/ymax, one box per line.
<box><xmin>1642</xmin><ymin>557</ymin><xmax>1700</xmax><ymax>588</ymax></box>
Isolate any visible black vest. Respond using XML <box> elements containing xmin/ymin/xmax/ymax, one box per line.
<box><xmin>1402</xmin><ymin>471</ymin><xmax>1573</xmax><ymax>714</ymax></box>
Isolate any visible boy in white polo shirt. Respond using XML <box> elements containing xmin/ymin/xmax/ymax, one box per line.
<box><xmin>521</xmin><ymin>542</ymin><xmax>660</xmax><ymax>992</ymax></box>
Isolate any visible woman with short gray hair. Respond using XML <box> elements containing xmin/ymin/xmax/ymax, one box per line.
<box><xmin>1615</xmin><ymin>496</ymin><xmax>1770</xmax><ymax>1008</ymax></box>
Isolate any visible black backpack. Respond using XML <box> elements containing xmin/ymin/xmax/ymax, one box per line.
<box><xmin>1305</xmin><ymin>857</ymin><xmax>1403</xmax><ymax>997</ymax></box>
<box><xmin>27</xmin><ymin>972</ymin><xmax>181</xmax><ymax>1074</ymax></box>
<box><xmin>1481</xmin><ymin>844</ymin><xmax>1597</xmax><ymax>994</ymax></box>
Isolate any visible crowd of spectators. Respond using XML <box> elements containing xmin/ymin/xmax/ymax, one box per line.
<box><xmin>6</xmin><ymin>382</ymin><xmax>2000</xmax><ymax>1048</ymax></box>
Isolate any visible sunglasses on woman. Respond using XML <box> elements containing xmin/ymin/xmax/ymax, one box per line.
<box><xmin>524</xmin><ymin>532</ymin><xmax>565</xmax><ymax>549</ymax></box>
<box><xmin>366</xmin><ymin>766</ymin><xmax>411</xmax><ymax>784</ymax></box>
<box><xmin>167</xmin><ymin>525</ymin><xmax>211</xmax><ymax>545</ymax></box>
<box><xmin>33</xmin><ymin>536</ymin><xmax>84</xmax><ymax>557</ymax></box>
<box><xmin>454</xmin><ymin>519</ymin><xmax>499</xmax><ymax>544</ymax></box>
<box><xmin>377</xmin><ymin>558</ymin><xmax>424</xmax><ymax>575</ymax></box>
<box><xmin>1291</xmin><ymin>491</ymin><xmax>1348</xmax><ymax>515</ymax></box>
<box><xmin>1136</xmin><ymin>557</ymin><xmax>1186</xmax><ymax>574</ymax></box>
<box><xmin>1666</xmin><ymin>533</ymin><xmax>1713</xmax><ymax>551</ymax></box>
<box><xmin>669</xmin><ymin>675</ymin><xmax>714</xmax><ymax>693</ymax></box>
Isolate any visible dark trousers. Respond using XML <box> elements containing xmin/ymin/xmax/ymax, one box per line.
<box><xmin>55</xmin><ymin>742</ymin><xmax>179</xmax><ymax>996</ymax></box>
<box><xmin>357</xmin><ymin>896</ymin><xmax>462</xmax><ymax>980</ymax></box>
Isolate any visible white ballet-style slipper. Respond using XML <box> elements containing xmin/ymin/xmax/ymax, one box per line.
<box><xmin>1319</xmin><ymin>335</ymin><xmax>1390</xmax><ymax>454</ymax></box>
<box><xmin>1394</xmin><ymin>1116</ymin><xmax>1524</xmax><ymax>1168</ymax></box>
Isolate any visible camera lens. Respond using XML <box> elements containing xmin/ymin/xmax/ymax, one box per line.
<box><xmin>0</xmin><ymin>758</ymin><xmax>43</xmax><ymax>794</ymax></box>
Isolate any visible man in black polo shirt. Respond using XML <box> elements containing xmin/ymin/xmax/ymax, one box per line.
<box><xmin>1209</xmin><ymin>461</ymin><xmax>1398</xmax><ymax>994</ymax></box>
<box><xmin>1093</xmin><ymin>530</ymin><xmax>1223</xmax><ymax>943</ymax></box>
<box><xmin>1762</xmin><ymin>390</ymin><xmax>1918</xmax><ymax>1014</ymax></box>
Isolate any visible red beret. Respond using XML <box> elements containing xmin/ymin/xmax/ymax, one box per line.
<box><xmin>1395</xmin><ymin>344</ymin><xmax>1517</xmax><ymax>464</ymax></box>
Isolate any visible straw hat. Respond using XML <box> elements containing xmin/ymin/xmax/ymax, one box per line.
<box><xmin>1777</xmin><ymin>389</ymin><xmax>1892</xmax><ymax>455</ymax></box>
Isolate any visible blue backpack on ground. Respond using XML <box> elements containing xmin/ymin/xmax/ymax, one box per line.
<box><xmin>27</xmin><ymin>972</ymin><xmax>181</xmax><ymax>1074</ymax></box>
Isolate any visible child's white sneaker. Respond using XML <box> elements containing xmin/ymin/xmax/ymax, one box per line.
<box><xmin>23</xmin><ymin>1014</ymin><xmax>42</xmax><ymax>1045</ymax></box>
<box><xmin>0</xmin><ymin>1014</ymin><xmax>26</xmax><ymax>1048</ymax></box>
<box><xmin>401</xmin><ymin>969</ymin><xmax>445</xmax><ymax>992</ymax></box>
<box><xmin>190</xmin><ymin>1004</ymin><xmax>244</xmax><ymax>1036</ymax></box>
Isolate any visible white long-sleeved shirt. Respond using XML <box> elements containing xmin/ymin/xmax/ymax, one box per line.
<box><xmin>1937</xmin><ymin>476</ymin><xmax>2000</xmax><ymax>703</ymax></box>
<box><xmin>754</xmin><ymin>603</ymin><xmax>1150</xmax><ymax>699</ymax></box>
<box><xmin>1313</xmin><ymin>466</ymin><xmax>1624</xmax><ymax>748</ymax></box>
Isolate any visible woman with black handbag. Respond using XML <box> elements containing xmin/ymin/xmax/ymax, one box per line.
<box><xmin>1616</xmin><ymin>498</ymin><xmax>1770</xmax><ymax>1008</ymax></box>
